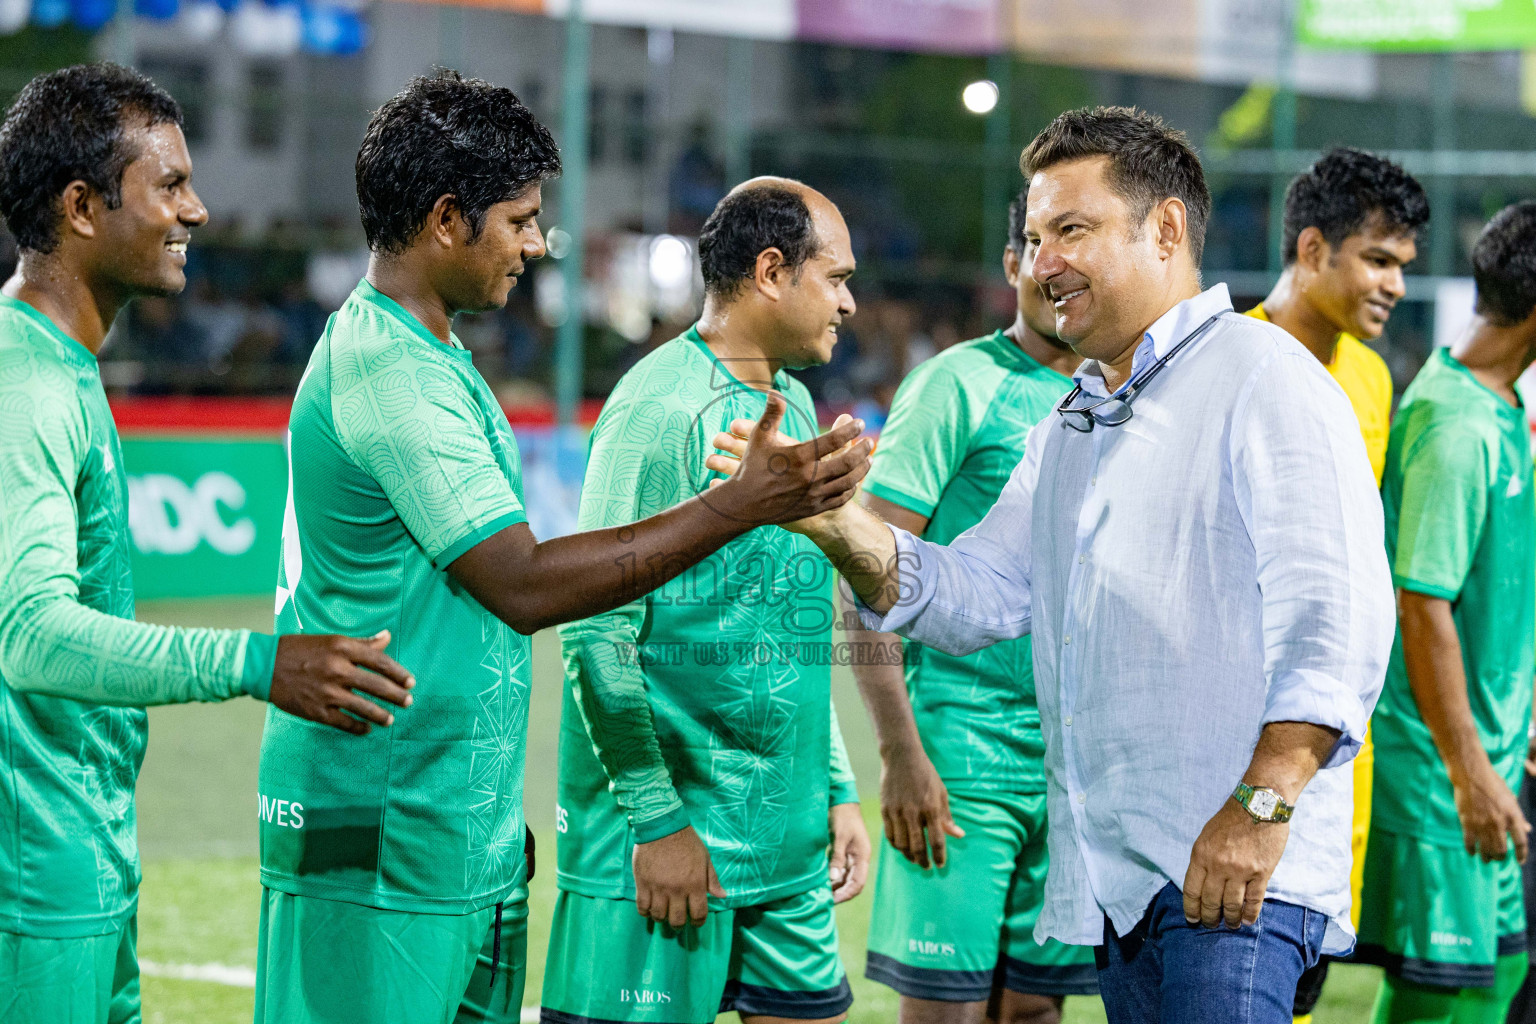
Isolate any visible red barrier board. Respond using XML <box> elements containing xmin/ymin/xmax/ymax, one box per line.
<box><xmin>109</xmin><ymin>396</ymin><xmax>606</xmax><ymax>434</ymax></box>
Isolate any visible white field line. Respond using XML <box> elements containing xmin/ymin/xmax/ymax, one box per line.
<box><xmin>136</xmin><ymin>960</ymin><xmax>543</xmax><ymax>1020</ymax></box>
<box><xmin>137</xmin><ymin>959</ymin><xmax>255</xmax><ymax>987</ymax></box>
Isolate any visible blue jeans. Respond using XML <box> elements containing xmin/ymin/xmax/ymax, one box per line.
<box><xmin>1095</xmin><ymin>882</ymin><xmax>1328</xmax><ymax>1024</ymax></box>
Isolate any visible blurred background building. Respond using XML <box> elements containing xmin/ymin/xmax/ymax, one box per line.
<box><xmin>7</xmin><ymin>0</ymin><xmax>1536</xmax><ymax>565</ymax></box>
<box><xmin>9</xmin><ymin>0</ymin><xmax>1536</xmax><ymax>416</ymax></box>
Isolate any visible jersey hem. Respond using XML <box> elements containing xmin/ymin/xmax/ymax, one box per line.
<box><xmin>1367</xmin><ymin>814</ymin><xmax>1481</xmax><ymax>849</ymax></box>
<box><xmin>554</xmin><ymin>863</ymin><xmax>827</xmax><ymax>910</ymax></box>
<box><xmin>939</xmin><ymin>778</ymin><xmax>1048</xmax><ymax>796</ymax></box>
<box><xmin>258</xmin><ymin>870</ymin><xmax>523</xmax><ymax>916</ymax></box>
<box><xmin>433</xmin><ymin>509</ymin><xmax>528</xmax><ymax>570</ymax></box>
<box><xmin>861</xmin><ymin>479</ymin><xmax>937</xmax><ymax>519</ymax></box>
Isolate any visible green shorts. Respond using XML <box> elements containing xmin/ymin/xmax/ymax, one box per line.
<box><xmin>254</xmin><ymin>886</ymin><xmax>528</xmax><ymax>1024</ymax></box>
<box><xmin>540</xmin><ymin>886</ymin><xmax>852</xmax><ymax>1024</ymax></box>
<box><xmin>1355</xmin><ymin>826</ymin><xmax>1527</xmax><ymax>988</ymax></box>
<box><xmin>0</xmin><ymin>915</ymin><xmax>140</xmax><ymax>1024</ymax></box>
<box><xmin>865</xmin><ymin>789</ymin><xmax>1098</xmax><ymax>1001</ymax></box>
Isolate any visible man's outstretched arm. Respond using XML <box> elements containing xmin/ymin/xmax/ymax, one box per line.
<box><xmin>706</xmin><ymin>417</ymin><xmax>1039</xmax><ymax>650</ymax></box>
<box><xmin>0</xmin><ymin>396</ymin><xmax>413</xmax><ymax>734</ymax></box>
<box><xmin>448</xmin><ymin>396</ymin><xmax>870</xmax><ymax>633</ymax></box>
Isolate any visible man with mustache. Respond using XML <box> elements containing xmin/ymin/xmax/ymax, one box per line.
<box><xmin>850</xmin><ymin>189</ymin><xmax>1095</xmax><ymax>1024</ymax></box>
<box><xmin>710</xmin><ymin>106</ymin><xmax>1394</xmax><ymax>1023</ymax></box>
<box><xmin>543</xmin><ymin>178</ymin><xmax>870</xmax><ymax>1024</ymax></box>
<box><xmin>253</xmin><ymin>79</ymin><xmax>870</xmax><ymax>1024</ymax></box>
<box><xmin>0</xmin><ymin>63</ymin><xmax>417</xmax><ymax>1024</ymax></box>
<box><xmin>1247</xmin><ymin>146</ymin><xmax>1429</xmax><ymax>1024</ymax></box>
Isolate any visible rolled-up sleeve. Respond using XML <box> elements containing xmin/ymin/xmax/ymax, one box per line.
<box><xmin>1230</xmin><ymin>350</ymin><xmax>1396</xmax><ymax>767</ymax></box>
<box><xmin>856</xmin><ymin>420</ymin><xmax>1043</xmax><ymax>657</ymax></box>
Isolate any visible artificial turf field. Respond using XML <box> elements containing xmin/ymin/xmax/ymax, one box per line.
<box><xmin>132</xmin><ymin>597</ymin><xmax>1385</xmax><ymax>1023</ymax></box>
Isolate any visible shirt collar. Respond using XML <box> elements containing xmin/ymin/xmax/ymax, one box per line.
<box><xmin>1073</xmin><ymin>283</ymin><xmax>1234</xmax><ymax>395</ymax></box>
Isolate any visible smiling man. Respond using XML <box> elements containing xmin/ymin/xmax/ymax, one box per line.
<box><xmin>543</xmin><ymin>178</ymin><xmax>869</xmax><ymax>1024</ymax></box>
<box><xmin>1250</xmin><ymin>148</ymin><xmax>1428</xmax><ymax>484</ymax></box>
<box><xmin>253</xmin><ymin>78</ymin><xmax>870</xmax><ymax>1024</ymax></box>
<box><xmin>709</xmin><ymin>107</ymin><xmax>1395</xmax><ymax>1024</ymax></box>
<box><xmin>0</xmin><ymin>64</ymin><xmax>418</xmax><ymax>1024</ymax></box>
<box><xmin>1247</xmin><ymin>147</ymin><xmax>1429</xmax><ymax>1024</ymax></box>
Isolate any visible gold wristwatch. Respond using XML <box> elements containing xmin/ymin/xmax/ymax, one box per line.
<box><xmin>1232</xmin><ymin>783</ymin><xmax>1293</xmax><ymax>823</ymax></box>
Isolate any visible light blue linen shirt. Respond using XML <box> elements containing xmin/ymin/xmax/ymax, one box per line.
<box><xmin>862</xmin><ymin>284</ymin><xmax>1394</xmax><ymax>955</ymax></box>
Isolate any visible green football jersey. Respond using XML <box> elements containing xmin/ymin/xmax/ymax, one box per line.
<box><xmin>259</xmin><ymin>279</ymin><xmax>532</xmax><ymax>915</ymax></box>
<box><xmin>556</xmin><ymin>328</ymin><xmax>858</xmax><ymax>909</ymax></box>
<box><xmin>1373</xmin><ymin>348</ymin><xmax>1536</xmax><ymax>845</ymax></box>
<box><xmin>0</xmin><ymin>296</ymin><xmax>273</xmax><ymax>938</ymax></box>
<box><xmin>862</xmin><ymin>331</ymin><xmax>1072</xmax><ymax>793</ymax></box>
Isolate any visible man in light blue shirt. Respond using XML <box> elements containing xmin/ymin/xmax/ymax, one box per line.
<box><xmin>709</xmin><ymin>107</ymin><xmax>1395</xmax><ymax>1024</ymax></box>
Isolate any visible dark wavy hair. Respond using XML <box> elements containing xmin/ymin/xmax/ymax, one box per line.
<box><xmin>1281</xmin><ymin>148</ymin><xmax>1429</xmax><ymax>266</ymax></box>
<box><xmin>356</xmin><ymin>69</ymin><xmax>561</xmax><ymax>255</ymax></box>
<box><xmin>1472</xmin><ymin>201</ymin><xmax>1536</xmax><ymax>327</ymax></box>
<box><xmin>698</xmin><ymin>185</ymin><xmax>821</xmax><ymax>298</ymax></box>
<box><xmin>1020</xmin><ymin>106</ymin><xmax>1211</xmax><ymax>266</ymax></box>
<box><xmin>0</xmin><ymin>63</ymin><xmax>183</xmax><ymax>254</ymax></box>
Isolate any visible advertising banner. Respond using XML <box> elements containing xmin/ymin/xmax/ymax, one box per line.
<box><xmin>1299</xmin><ymin>0</ymin><xmax>1536</xmax><ymax>51</ymax></box>
<box><xmin>125</xmin><ymin>437</ymin><xmax>288</xmax><ymax>600</ymax></box>
<box><xmin>118</xmin><ymin>401</ymin><xmax>593</xmax><ymax>601</ymax></box>
<box><xmin>795</xmin><ymin>0</ymin><xmax>1002</xmax><ymax>54</ymax></box>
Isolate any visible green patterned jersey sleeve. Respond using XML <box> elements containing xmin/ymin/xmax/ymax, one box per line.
<box><xmin>0</xmin><ymin>378</ymin><xmax>273</xmax><ymax>704</ymax></box>
<box><xmin>863</xmin><ymin>355</ymin><xmax>973</xmax><ymax>518</ymax></box>
<box><xmin>331</xmin><ymin>345</ymin><xmax>527</xmax><ymax>568</ymax></box>
<box><xmin>1392</xmin><ymin>418</ymin><xmax>1489</xmax><ymax>600</ymax></box>
<box><xmin>560</xmin><ymin>393</ymin><xmax>694</xmax><ymax>843</ymax></box>
<box><xmin>829</xmin><ymin>696</ymin><xmax>859</xmax><ymax>805</ymax></box>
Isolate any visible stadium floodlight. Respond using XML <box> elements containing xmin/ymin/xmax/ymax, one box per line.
<box><xmin>648</xmin><ymin>235</ymin><xmax>693</xmax><ymax>291</ymax></box>
<box><xmin>962</xmin><ymin>79</ymin><xmax>999</xmax><ymax>115</ymax></box>
<box><xmin>546</xmin><ymin>226</ymin><xmax>573</xmax><ymax>260</ymax></box>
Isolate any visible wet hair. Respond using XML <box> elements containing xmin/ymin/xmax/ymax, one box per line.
<box><xmin>698</xmin><ymin>185</ymin><xmax>821</xmax><ymax>297</ymax></box>
<box><xmin>1281</xmin><ymin>148</ymin><xmax>1429</xmax><ymax>266</ymax></box>
<box><xmin>0</xmin><ymin>62</ymin><xmax>183</xmax><ymax>254</ymax></box>
<box><xmin>356</xmin><ymin>69</ymin><xmax>560</xmax><ymax>255</ymax></box>
<box><xmin>1471</xmin><ymin>201</ymin><xmax>1536</xmax><ymax>326</ymax></box>
<box><xmin>1020</xmin><ymin>105</ymin><xmax>1210</xmax><ymax>265</ymax></box>
<box><xmin>1007</xmin><ymin>188</ymin><xmax>1028</xmax><ymax>254</ymax></box>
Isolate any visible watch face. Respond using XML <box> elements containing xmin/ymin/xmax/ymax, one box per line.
<box><xmin>1248</xmin><ymin>789</ymin><xmax>1280</xmax><ymax>819</ymax></box>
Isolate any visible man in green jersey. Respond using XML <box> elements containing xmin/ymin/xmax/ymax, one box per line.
<box><xmin>849</xmin><ymin>191</ymin><xmax>1095</xmax><ymax>1024</ymax></box>
<box><xmin>542</xmin><ymin>178</ymin><xmax>869</xmax><ymax>1024</ymax></box>
<box><xmin>1355</xmin><ymin>201</ymin><xmax>1536</xmax><ymax>1024</ymax></box>
<box><xmin>0</xmin><ymin>64</ymin><xmax>416</xmax><ymax>1024</ymax></box>
<box><xmin>255</xmin><ymin>78</ymin><xmax>870</xmax><ymax>1024</ymax></box>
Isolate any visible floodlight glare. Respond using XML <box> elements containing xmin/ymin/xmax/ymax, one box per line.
<box><xmin>962</xmin><ymin>79</ymin><xmax>999</xmax><ymax>115</ymax></box>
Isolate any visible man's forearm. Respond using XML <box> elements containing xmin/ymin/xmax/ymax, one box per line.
<box><xmin>563</xmin><ymin>617</ymin><xmax>688</xmax><ymax>842</ymax></box>
<box><xmin>1399</xmin><ymin>590</ymin><xmax>1490</xmax><ymax>784</ymax></box>
<box><xmin>0</xmin><ymin>593</ymin><xmax>263</xmax><ymax>704</ymax></box>
<box><xmin>454</xmin><ymin>491</ymin><xmax>756</xmax><ymax>635</ymax></box>
<box><xmin>804</xmin><ymin>504</ymin><xmax>903</xmax><ymax>613</ymax></box>
<box><xmin>1242</xmin><ymin>720</ymin><xmax>1341</xmax><ymax>805</ymax></box>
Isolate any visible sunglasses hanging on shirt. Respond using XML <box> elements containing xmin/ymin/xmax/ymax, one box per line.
<box><xmin>1055</xmin><ymin>312</ymin><xmax>1226</xmax><ymax>432</ymax></box>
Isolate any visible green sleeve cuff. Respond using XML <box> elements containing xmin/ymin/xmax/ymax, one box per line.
<box><xmin>433</xmin><ymin>508</ymin><xmax>528</xmax><ymax>570</ymax></box>
<box><xmin>1392</xmin><ymin>575</ymin><xmax>1461</xmax><ymax>602</ymax></box>
<box><xmin>240</xmin><ymin>631</ymin><xmax>280</xmax><ymax>701</ymax></box>
<box><xmin>632</xmin><ymin>805</ymin><xmax>691</xmax><ymax>844</ymax></box>
<box><xmin>829</xmin><ymin>779</ymin><xmax>860</xmax><ymax>807</ymax></box>
<box><xmin>861</xmin><ymin>479</ymin><xmax>936</xmax><ymax>519</ymax></box>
